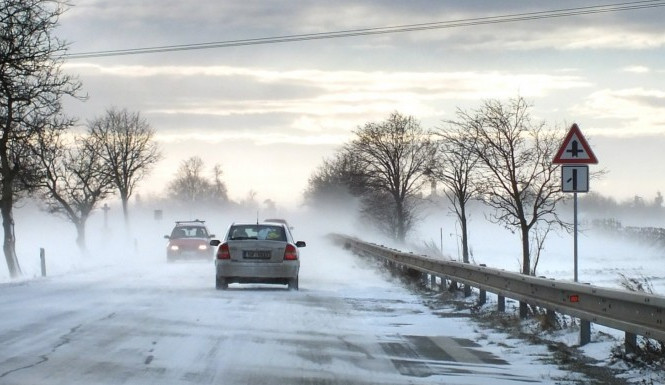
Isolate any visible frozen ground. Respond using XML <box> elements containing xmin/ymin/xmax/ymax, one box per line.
<box><xmin>1</xmin><ymin>202</ymin><xmax>664</xmax><ymax>384</ymax></box>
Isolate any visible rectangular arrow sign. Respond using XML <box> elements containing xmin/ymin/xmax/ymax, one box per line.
<box><xmin>562</xmin><ymin>165</ymin><xmax>589</xmax><ymax>193</ymax></box>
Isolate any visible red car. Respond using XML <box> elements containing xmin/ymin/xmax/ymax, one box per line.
<box><xmin>164</xmin><ymin>220</ymin><xmax>215</xmax><ymax>262</ymax></box>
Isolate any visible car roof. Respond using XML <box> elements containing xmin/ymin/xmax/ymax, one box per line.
<box><xmin>174</xmin><ymin>220</ymin><xmax>207</xmax><ymax>226</ymax></box>
<box><xmin>231</xmin><ymin>222</ymin><xmax>286</xmax><ymax>227</ymax></box>
<box><xmin>264</xmin><ymin>218</ymin><xmax>288</xmax><ymax>223</ymax></box>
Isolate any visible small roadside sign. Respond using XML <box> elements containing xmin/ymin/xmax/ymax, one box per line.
<box><xmin>562</xmin><ymin>165</ymin><xmax>589</xmax><ymax>193</ymax></box>
<box><xmin>553</xmin><ymin>123</ymin><xmax>598</xmax><ymax>164</ymax></box>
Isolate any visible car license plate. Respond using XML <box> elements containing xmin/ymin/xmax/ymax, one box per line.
<box><xmin>243</xmin><ymin>250</ymin><xmax>271</xmax><ymax>259</ymax></box>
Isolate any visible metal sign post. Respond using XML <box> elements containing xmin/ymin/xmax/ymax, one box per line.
<box><xmin>573</xmin><ymin>192</ymin><xmax>578</xmax><ymax>282</ymax></box>
<box><xmin>561</xmin><ymin>164</ymin><xmax>588</xmax><ymax>282</ymax></box>
<box><xmin>553</xmin><ymin>123</ymin><xmax>599</xmax><ymax>345</ymax></box>
<box><xmin>553</xmin><ymin>124</ymin><xmax>598</xmax><ymax>283</ymax></box>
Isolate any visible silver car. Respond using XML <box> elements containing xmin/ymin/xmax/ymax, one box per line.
<box><xmin>210</xmin><ymin>222</ymin><xmax>306</xmax><ymax>290</ymax></box>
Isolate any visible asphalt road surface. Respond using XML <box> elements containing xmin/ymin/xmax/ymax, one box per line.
<box><xmin>0</xmin><ymin>245</ymin><xmax>568</xmax><ymax>385</ymax></box>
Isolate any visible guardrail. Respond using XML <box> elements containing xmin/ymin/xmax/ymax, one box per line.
<box><xmin>330</xmin><ymin>234</ymin><xmax>665</xmax><ymax>351</ymax></box>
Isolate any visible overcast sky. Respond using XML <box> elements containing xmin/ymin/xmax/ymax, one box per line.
<box><xmin>55</xmin><ymin>0</ymin><xmax>665</xmax><ymax>208</ymax></box>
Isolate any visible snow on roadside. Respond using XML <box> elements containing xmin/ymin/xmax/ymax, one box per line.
<box><xmin>2</xmin><ymin>203</ymin><xmax>664</xmax><ymax>384</ymax></box>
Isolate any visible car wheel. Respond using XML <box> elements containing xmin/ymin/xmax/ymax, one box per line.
<box><xmin>288</xmin><ymin>276</ymin><xmax>299</xmax><ymax>291</ymax></box>
<box><xmin>216</xmin><ymin>276</ymin><xmax>228</xmax><ymax>290</ymax></box>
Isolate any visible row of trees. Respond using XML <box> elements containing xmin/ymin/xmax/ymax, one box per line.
<box><xmin>580</xmin><ymin>191</ymin><xmax>665</xmax><ymax>223</ymax></box>
<box><xmin>1</xmin><ymin>0</ymin><xmax>161</xmax><ymax>276</ymax></box>
<box><xmin>31</xmin><ymin>108</ymin><xmax>161</xmax><ymax>251</ymax></box>
<box><xmin>167</xmin><ymin>156</ymin><xmax>228</xmax><ymax>204</ymax></box>
<box><xmin>0</xmin><ymin>0</ymin><xmax>574</xmax><ymax>293</ymax></box>
<box><xmin>1</xmin><ymin>0</ymin><xmax>79</xmax><ymax>277</ymax></box>
<box><xmin>304</xmin><ymin>98</ymin><xmax>570</xmax><ymax>316</ymax></box>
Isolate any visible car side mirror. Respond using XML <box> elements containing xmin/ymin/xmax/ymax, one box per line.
<box><xmin>164</xmin><ymin>235</ymin><xmax>170</xmax><ymax>239</ymax></box>
<box><xmin>295</xmin><ymin>241</ymin><xmax>306</xmax><ymax>248</ymax></box>
<box><xmin>208</xmin><ymin>234</ymin><xmax>215</xmax><ymax>238</ymax></box>
<box><xmin>209</xmin><ymin>239</ymin><xmax>221</xmax><ymax>246</ymax></box>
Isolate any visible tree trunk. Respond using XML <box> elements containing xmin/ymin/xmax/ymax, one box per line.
<box><xmin>460</xmin><ymin>206</ymin><xmax>472</xmax><ymax>297</ymax></box>
<box><xmin>75</xmin><ymin>221</ymin><xmax>87</xmax><ymax>252</ymax></box>
<box><xmin>519</xmin><ymin>222</ymin><xmax>531</xmax><ymax>318</ymax></box>
<box><xmin>120</xmin><ymin>190</ymin><xmax>129</xmax><ymax>224</ymax></box>
<box><xmin>0</xmin><ymin>120</ymin><xmax>21</xmax><ymax>278</ymax></box>
<box><xmin>1</xmin><ymin>198</ymin><xmax>21</xmax><ymax>278</ymax></box>
<box><xmin>520</xmin><ymin>223</ymin><xmax>530</xmax><ymax>275</ymax></box>
<box><xmin>396</xmin><ymin>201</ymin><xmax>406</xmax><ymax>243</ymax></box>
<box><xmin>460</xmin><ymin>206</ymin><xmax>469</xmax><ymax>264</ymax></box>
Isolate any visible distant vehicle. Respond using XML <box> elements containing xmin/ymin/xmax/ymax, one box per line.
<box><xmin>264</xmin><ymin>218</ymin><xmax>294</xmax><ymax>230</ymax></box>
<box><xmin>164</xmin><ymin>220</ymin><xmax>215</xmax><ymax>262</ymax></box>
<box><xmin>210</xmin><ymin>222</ymin><xmax>306</xmax><ymax>290</ymax></box>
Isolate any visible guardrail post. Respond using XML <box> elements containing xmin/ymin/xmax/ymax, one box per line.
<box><xmin>625</xmin><ymin>332</ymin><xmax>637</xmax><ymax>354</ymax></box>
<box><xmin>464</xmin><ymin>284</ymin><xmax>471</xmax><ymax>297</ymax></box>
<box><xmin>439</xmin><ymin>277</ymin><xmax>447</xmax><ymax>291</ymax></box>
<box><xmin>580</xmin><ymin>320</ymin><xmax>591</xmax><ymax>346</ymax></box>
<box><xmin>40</xmin><ymin>248</ymin><xmax>46</xmax><ymax>277</ymax></box>
<box><xmin>498</xmin><ymin>295</ymin><xmax>505</xmax><ymax>312</ymax></box>
<box><xmin>519</xmin><ymin>302</ymin><xmax>528</xmax><ymax>319</ymax></box>
<box><xmin>479</xmin><ymin>289</ymin><xmax>486</xmax><ymax>305</ymax></box>
<box><xmin>430</xmin><ymin>274</ymin><xmax>436</xmax><ymax>289</ymax></box>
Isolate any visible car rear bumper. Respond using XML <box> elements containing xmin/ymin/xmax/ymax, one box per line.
<box><xmin>216</xmin><ymin>260</ymin><xmax>299</xmax><ymax>279</ymax></box>
<box><xmin>167</xmin><ymin>250</ymin><xmax>213</xmax><ymax>260</ymax></box>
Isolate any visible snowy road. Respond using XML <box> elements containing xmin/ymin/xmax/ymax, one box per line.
<box><xmin>0</xmin><ymin>237</ymin><xmax>579</xmax><ymax>385</ymax></box>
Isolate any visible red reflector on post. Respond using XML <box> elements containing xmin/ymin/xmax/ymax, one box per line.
<box><xmin>569</xmin><ymin>295</ymin><xmax>580</xmax><ymax>303</ymax></box>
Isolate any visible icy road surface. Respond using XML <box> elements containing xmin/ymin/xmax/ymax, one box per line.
<box><xmin>0</xmin><ymin>238</ymin><xmax>581</xmax><ymax>385</ymax></box>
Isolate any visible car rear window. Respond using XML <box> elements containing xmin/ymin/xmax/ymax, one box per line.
<box><xmin>171</xmin><ymin>226</ymin><xmax>207</xmax><ymax>238</ymax></box>
<box><xmin>229</xmin><ymin>225</ymin><xmax>286</xmax><ymax>241</ymax></box>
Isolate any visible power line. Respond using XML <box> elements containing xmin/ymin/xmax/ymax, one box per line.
<box><xmin>65</xmin><ymin>0</ymin><xmax>665</xmax><ymax>59</ymax></box>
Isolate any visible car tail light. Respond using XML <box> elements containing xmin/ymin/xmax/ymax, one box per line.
<box><xmin>217</xmin><ymin>243</ymin><xmax>230</xmax><ymax>259</ymax></box>
<box><xmin>284</xmin><ymin>244</ymin><xmax>298</xmax><ymax>260</ymax></box>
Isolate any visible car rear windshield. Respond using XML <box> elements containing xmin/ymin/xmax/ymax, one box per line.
<box><xmin>229</xmin><ymin>225</ymin><xmax>286</xmax><ymax>241</ymax></box>
<box><xmin>171</xmin><ymin>226</ymin><xmax>208</xmax><ymax>239</ymax></box>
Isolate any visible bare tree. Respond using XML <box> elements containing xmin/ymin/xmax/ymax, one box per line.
<box><xmin>167</xmin><ymin>156</ymin><xmax>228</xmax><ymax>205</ymax></box>
<box><xmin>0</xmin><ymin>0</ymin><xmax>82</xmax><ymax>276</ymax></box>
<box><xmin>530</xmin><ymin>223</ymin><xmax>552</xmax><ymax>275</ymax></box>
<box><xmin>31</xmin><ymin>131</ymin><xmax>115</xmax><ymax>251</ymax></box>
<box><xmin>211</xmin><ymin>164</ymin><xmax>229</xmax><ymax>202</ymax></box>
<box><xmin>431</xmin><ymin>124</ymin><xmax>482</xmax><ymax>296</ymax></box>
<box><xmin>348</xmin><ymin>112</ymin><xmax>435</xmax><ymax>242</ymax></box>
<box><xmin>431</xmin><ymin>124</ymin><xmax>481</xmax><ymax>265</ymax></box>
<box><xmin>87</xmin><ymin>108</ymin><xmax>161</xmax><ymax>223</ymax></box>
<box><xmin>454</xmin><ymin>97</ymin><xmax>568</xmax><ymax>316</ymax></box>
<box><xmin>303</xmin><ymin>151</ymin><xmax>368</xmax><ymax>209</ymax></box>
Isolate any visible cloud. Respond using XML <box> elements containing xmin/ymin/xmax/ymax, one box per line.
<box><xmin>53</xmin><ymin>1</ymin><xmax>665</xmax><ymax>205</ymax></box>
<box><xmin>572</xmin><ymin>88</ymin><xmax>665</xmax><ymax>136</ymax></box>
<box><xmin>623</xmin><ymin>66</ymin><xmax>651</xmax><ymax>74</ymax></box>
<box><xmin>63</xmin><ymin>62</ymin><xmax>592</xmax><ymax>146</ymax></box>
<box><xmin>60</xmin><ymin>1</ymin><xmax>665</xmax><ymax>58</ymax></box>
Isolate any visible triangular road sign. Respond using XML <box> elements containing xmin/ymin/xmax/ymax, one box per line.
<box><xmin>553</xmin><ymin>123</ymin><xmax>598</xmax><ymax>164</ymax></box>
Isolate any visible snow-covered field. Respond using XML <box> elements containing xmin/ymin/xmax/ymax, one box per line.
<box><xmin>1</xmin><ymin>202</ymin><xmax>664</xmax><ymax>384</ymax></box>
